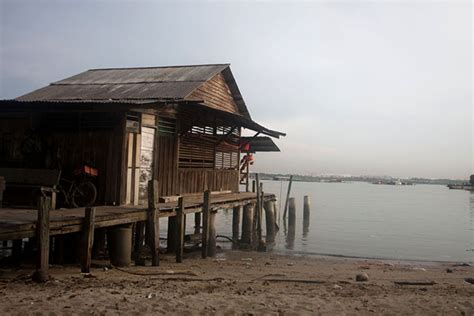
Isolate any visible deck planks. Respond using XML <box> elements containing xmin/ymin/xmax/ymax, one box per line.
<box><xmin>0</xmin><ymin>192</ymin><xmax>274</xmax><ymax>241</ymax></box>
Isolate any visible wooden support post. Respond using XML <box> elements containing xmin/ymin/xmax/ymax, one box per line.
<box><xmin>287</xmin><ymin>197</ymin><xmax>296</xmax><ymax>249</ymax></box>
<box><xmin>252</xmin><ymin>180</ymin><xmax>256</xmax><ymax>193</ymax></box>
<box><xmin>32</xmin><ymin>196</ymin><xmax>51</xmax><ymax>283</ymax></box>
<box><xmin>283</xmin><ymin>175</ymin><xmax>294</xmax><ymax>220</ymax></box>
<box><xmin>241</xmin><ymin>204</ymin><xmax>254</xmax><ymax>245</ymax></box>
<box><xmin>81</xmin><ymin>207</ymin><xmax>96</xmax><ymax>273</ymax></box>
<box><xmin>303</xmin><ymin>195</ymin><xmax>310</xmax><ymax>236</ymax></box>
<box><xmin>264</xmin><ymin>200</ymin><xmax>276</xmax><ymax>243</ymax></box>
<box><xmin>194</xmin><ymin>212</ymin><xmax>201</xmax><ymax>234</ymax></box>
<box><xmin>147</xmin><ymin>180</ymin><xmax>160</xmax><ymax>266</ymax></box>
<box><xmin>133</xmin><ymin>222</ymin><xmax>146</xmax><ymax>266</ymax></box>
<box><xmin>201</xmin><ymin>190</ymin><xmax>211</xmax><ymax>259</ymax></box>
<box><xmin>232</xmin><ymin>206</ymin><xmax>241</xmax><ymax>249</ymax></box>
<box><xmin>207</xmin><ymin>211</ymin><xmax>217</xmax><ymax>257</ymax></box>
<box><xmin>176</xmin><ymin>197</ymin><xmax>185</xmax><ymax>263</ymax></box>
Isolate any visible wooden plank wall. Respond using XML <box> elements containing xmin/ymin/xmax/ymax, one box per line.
<box><xmin>177</xmin><ymin>169</ymin><xmax>239</xmax><ymax>194</ymax></box>
<box><xmin>155</xmin><ymin>134</ymin><xmax>179</xmax><ymax>197</ymax></box>
<box><xmin>187</xmin><ymin>73</ymin><xmax>240</xmax><ymax>114</ymax></box>
<box><xmin>0</xmin><ymin>112</ymin><xmax>125</xmax><ymax>206</ymax></box>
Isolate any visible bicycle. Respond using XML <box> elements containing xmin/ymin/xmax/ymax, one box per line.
<box><xmin>57</xmin><ymin>165</ymin><xmax>98</xmax><ymax>208</ymax></box>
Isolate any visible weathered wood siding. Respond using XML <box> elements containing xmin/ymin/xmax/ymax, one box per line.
<box><xmin>0</xmin><ymin>112</ymin><xmax>125</xmax><ymax>205</ymax></box>
<box><xmin>177</xmin><ymin>169</ymin><xmax>239</xmax><ymax>194</ymax></box>
<box><xmin>188</xmin><ymin>73</ymin><xmax>239</xmax><ymax>114</ymax></box>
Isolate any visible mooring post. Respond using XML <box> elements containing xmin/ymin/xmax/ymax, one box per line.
<box><xmin>252</xmin><ymin>180</ymin><xmax>256</xmax><ymax>193</ymax></box>
<box><xmin>147</xmin><ymin>180</ymin><xmax>160</xmax><ymax>266</ymax></box>
<box><xmin>201</xmin><ymin>190</ymin><xmax>211</xmax><ymax>259</ymax></box>
<box><xmin>241</xmin><ymin>203</ymin><xmax>254</xmax><ymax>246</ymax></box>
<box><xmin>208</xmin><ymin>210</ymin><xmax>217</xmax><ymax>257</ymax></box>
<box><xmin>232</xmin><ymin>206</ymin><xmax>241</xmax><ymax>249</ymax></box>
<box><xmin>286</xmin><ymin>197</ymin><xmax>296</xmax><ymax>249</ymax></box>
<box><xmin>303</xmin><ymin>195</ymin><xmax>310</xmax><ymax>235</ymax></box>
<box><xmin>81</xmin><ymin>207</ymin><xmax>96</xmax><ymax>273</ymax></box>
<box><xmin>32</xmin><ymin>196</ymin><xmax>51</xmax><ymax>282</ymax></box>
<box><xmin>283</xmin><ymin>175</ymin><xmax>294</xmax><ymax>220</ymax></box>
<box><xmin>194</xmin><ymin>212</ymin><xmax>201</xmax><ymax>234</ymax></box>
<box><xmin>176</xmin><ymin>197</ymin><xmax>185</xmax><ymax>263</ymax></box>
<box><xmin>264</xmin><ymin>200</ymin><xmax>276</xmax><ymax>243</ymax></box>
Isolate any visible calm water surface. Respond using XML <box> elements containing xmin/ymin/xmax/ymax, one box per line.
<box><xmin>208</xmin><ymin>181</ymin><xmax>473</xmax><ymax>263</ymax></box>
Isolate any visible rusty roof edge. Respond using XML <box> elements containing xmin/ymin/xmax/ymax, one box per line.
<box><xmin>87</xmin><ymin>63</ymin><xmax>231</xmax><ymax>71</ymax></box>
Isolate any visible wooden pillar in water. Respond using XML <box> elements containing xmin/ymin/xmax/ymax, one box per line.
<box><xmin>303</xmin><ymin>195</ymin><xmax>310</xmax><ymax>235</ymax></box>
<box><xmin>81</xmin><ymin>207</ymin><xmax>96</xmax><ymax>273</ymax></box>
<box><xmin>241</xmin><ymin>203</ymin><xmax>254</xmax><ymax>245</ymax></box>
<box><xmin>147</xmin><ymin>180</ymin><xmax>160</xmax><ymax>266</ymax></box>
<box><xmin>176</xmin><ymin>197</ymin><xmax>185</xmax><ymax>263</ymax></box>
<box><xmin>286</xmin><ymin>197</ymin><xmax>296</xmax><ymax>249</ymax></box>
<box><xmin>207</xmin><ymin>211</ymin><xmax>217</xmax><ymax>257</ymax></box>
<box><xmin>264</xmin><ymin>200</ymin><xmax>276</xmax><ymax>243</ymax></box>
<box><xmin>283</xmin><ymin>175</ymin><xmax>294</xmax><ymax>220</ymax></box>
<box><xmin>201</xmin><ymin>190</ymin><xmax>211</xmax><ymax>259</ymax></box>
<box><xmin>32</xmin><ymin>196</ymin><xmax>50</xmax><ymax>282</ymax></box>
<box><xmin>232</xmin><ymin>206</ymin><xmax>241</xmax><ymax>249</ymax></box>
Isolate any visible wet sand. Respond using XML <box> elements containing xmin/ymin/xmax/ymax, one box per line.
<box><xmin>0</xmin><ymin>251</ymin><xmax>473</xmax><ymax>315</ymax></box>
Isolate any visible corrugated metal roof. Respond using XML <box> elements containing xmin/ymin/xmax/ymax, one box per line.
<box><xmin>17</xmin><ymin>64</ymin><xmax>230</xmax><ymax>101</ymax></box>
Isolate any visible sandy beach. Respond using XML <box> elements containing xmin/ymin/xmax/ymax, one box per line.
<box><xmin>0</xmin><ymin>250</ymin><xmax>472</xmax><ymax>315</ymax></box>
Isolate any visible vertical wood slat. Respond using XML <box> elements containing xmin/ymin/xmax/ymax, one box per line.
<box><xmin>81</xmin><ymin>207</ymin><xmax>96</xmax><ymax>273</ymax></box>
<box><xmin>201</xmin><ymin>190</ymin><xmax>211</xmax><ymax>259</ymax></box>
<box><xmin>33</xmin><ymin>196</ymin><xmax>51</xmax><ymax>282</ymax></box>
<box><xmin>176</xmin><ymin>197</ymin><xmax>185</xmax><ymax>263</ymax></box>
<box><xmin>147</xmin><ymin>180</ymin><xmax>160</xmax><ymax>266</ymax></box>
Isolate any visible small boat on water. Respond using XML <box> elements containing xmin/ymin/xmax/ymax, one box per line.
<box><xmin>447</xmin><ymin>184</ymin><xmax>473</xmax><ymax>190</ymax></box>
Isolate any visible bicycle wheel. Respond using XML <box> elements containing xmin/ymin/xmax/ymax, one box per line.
<box><xmin>71</xmin><ymin>181</ymin><xmax>97</xmax><ymax>208</ymax></box>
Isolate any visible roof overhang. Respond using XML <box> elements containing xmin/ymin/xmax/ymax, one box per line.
<box><xmin>181</xmin><ymin>102</ymin><xmax>285</xmax><ymax>139</ymax></box>
<box><xmin>0</xmin><ymin>99</ymin><xmax>286</xmax><ymax>139</ymax></box>
<box><xmin>240</xmin><ymin>136</ymin><xmax>280</xmax><ymax>153</ymax></box>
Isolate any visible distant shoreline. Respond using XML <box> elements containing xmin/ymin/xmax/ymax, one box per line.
<box><xmin>252</xmin><ymin>173</ymin><xmax>469</xmax><ymax>186</ymax></box>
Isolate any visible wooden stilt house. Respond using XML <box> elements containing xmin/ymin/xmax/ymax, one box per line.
<box><xmin>0</xmin><ymin>64</ymin><xmax>284</xmax><ymax>207</ymax></box>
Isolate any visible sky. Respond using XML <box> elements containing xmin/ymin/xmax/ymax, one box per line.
<box><xmin>0</xmin><ymin>0</ymin><xmax>472</xmax><ymax>179</ymax></box>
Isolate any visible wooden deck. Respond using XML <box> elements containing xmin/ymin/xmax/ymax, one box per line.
<box><xmin>0</xmin><ymin>192</ymin><xmax>275</xmax><ymax>241</ymax></box>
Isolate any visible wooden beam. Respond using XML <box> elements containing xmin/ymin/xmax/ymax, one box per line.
<box><xmin>201</xmin><ymin>190</ymin><xmax>211</xmax><ymax>259</ymax></box>
<box><xmin>32</xmin><ymin>196</ymin><xmax>50</xmax><ymax>282</ymax></box>
<box><xmin>81</xmin><ymin>207</ymin><xmax>96</xmax><ymax>273</ymax></box>
<box><xmin>176</xmin><ymin>197</ymin><xmax>185</xmax><ymax>263</ymax></box>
